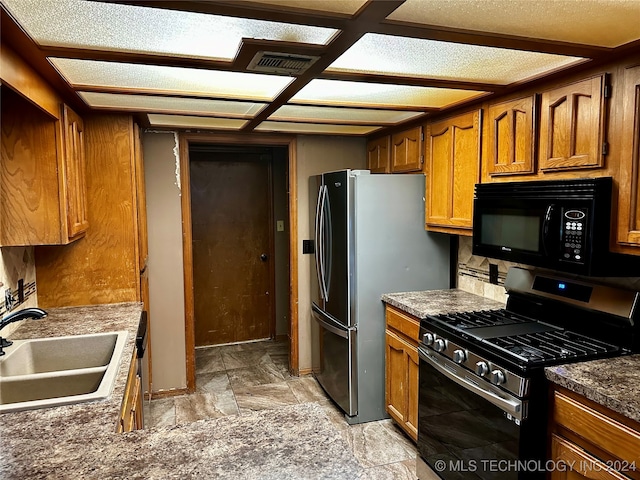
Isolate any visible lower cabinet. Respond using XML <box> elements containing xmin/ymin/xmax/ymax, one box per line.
<box><xmin>118</xmin><ymin>348</ymin><xmax>143</xmax><ymax>433</ymax></box>
<box><xmin>549</xmin><ymin>386</ymin><xmax>640</xmax><ymax>480</ymax></box>
<box><xmin>385</xmin><ymin>305</ymin><xmax>420</xmax><ymax>442</ymax></box>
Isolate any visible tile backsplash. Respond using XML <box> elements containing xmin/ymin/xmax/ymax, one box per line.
<box><xmin>457</xmin><ymin>236</ymin><xmax>640</xmax><ymax>303</ymax></box>
<box><xmin>0</xmin><ymin>246</ymin><xmax>38</xmax><ymax>336</ymax></box>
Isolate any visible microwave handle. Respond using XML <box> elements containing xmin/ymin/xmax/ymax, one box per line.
<box><xmin>542</xmin><ymin>204</ymin><xmax>555</xmax><ymax>255</ymax></box>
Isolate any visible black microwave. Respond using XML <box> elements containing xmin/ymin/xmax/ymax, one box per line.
<box><xmin>472</xmin><ymin>177</ymin><xmax>640</xmax><ymax>276</ymax></box>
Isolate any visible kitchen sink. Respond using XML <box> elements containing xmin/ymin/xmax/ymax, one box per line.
<box><xmin>0</xmin><ymin>331</ymin><xmax>128</xmax><ymax>413</ymax></box>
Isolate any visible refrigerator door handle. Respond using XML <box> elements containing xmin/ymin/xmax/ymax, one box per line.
<box><xmin>314</xmin><ymin>186</ymin><xmax>325</xmax><ymax>301</ymax></box>
<box><xmin>324</xmin><ymin>185</ymin><xmax>332</xmax><ymax>299</ymax></box>
<box><xmin>312</xmin><ymin>303</ymin><xmax>349</xmax><ymax>339</ymax></box>
<box><xmin>318</xmin><ymin>185</ymin><xmax>329</xmax><ymax>301</ymax></box>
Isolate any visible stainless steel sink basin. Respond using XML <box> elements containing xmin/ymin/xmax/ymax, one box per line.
<box><xmin>0</xmin><ymin>331</ymin><xmax>128</xmax><ymax>413</ymax></box>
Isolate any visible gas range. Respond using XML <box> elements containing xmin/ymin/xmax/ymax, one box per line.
<box><xmin>416</xmin><ymin>267</ymin><xmax>640</xmax><ymax>480</ymax></box>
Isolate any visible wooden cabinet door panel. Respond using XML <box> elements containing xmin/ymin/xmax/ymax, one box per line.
<box><xmin>551</xmin><ymin>435</ymin><xmax>629</xmax><ymax>480</ymax></box>
<box><xmin>406</xmin><ymin>344</ymin><xmax>419</xmax><ymax>441</ymax></box>
<box><xmin>385</xmin><ymin>330</ymin><xmax>407</xmax><ymax>426</ymax></box>
<box><xmin>487</xmin><ymin>95</ymin><xmax>536</xmax><ymax>176</ymax></box>
<box><xmin>367</xmin><ymin>136</ymin><xmax>390</xmax><ymax>173</ymax></box>
<box><xmin>539</xmin><ymin>76</ymin><xmax>606</xmax><ymax>171</ymax></box>
<box><xmin>62</xmin><ymin>105</ymin><xmax>89</xmax><ymax>239</ymax></box>
<box><xmin>451</xmin><ymin>117</ymin><xmax>480</xmax><ymax>226</ymax></box>
<box><xmin>617</xmin><ymin>65</ymin><xmax>640</xmax><ymax>246</ymax></box>
<box><xmin>392</xmin><ymin>127</ymin><xmax>422</xmax><ymax>173</ymax></box>
<box><xmin>426</xmin><ymin>122</ymin><xmax>452</xmax><ymax>225</ymax></box>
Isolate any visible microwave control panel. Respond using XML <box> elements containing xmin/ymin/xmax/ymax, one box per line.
<box><xmin>560</xmin><ymin>208</ymin><xmax>588</xmax><ymax>262</ymax></box>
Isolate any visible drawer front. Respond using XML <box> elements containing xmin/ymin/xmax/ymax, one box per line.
<box><xmin>553</xmin><ymin>391</ymin><xmax>640</xmax><ymax>465</ymax></box>
<box><xmin>385</xmin><ymin>305</ymin><xmax>420</xmax><ymax>343</ymax></box>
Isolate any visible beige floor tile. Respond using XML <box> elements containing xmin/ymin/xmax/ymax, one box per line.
<box><xmin>234</xmin><ymin>382</ymin><xmax>299</xmax><ymax>414</ymax></box>
<box><xmin>287</xmin><ymin>376</ymin><xmax>329</xmax><ymax>403</ymax></box>
<box><xmin>174</xmin><ymin>391</ymin><xmax>238</xmax><ymax>424</ymax></box>
<box><xmin>147</xmin><ymin>397</ymin><xmax>176</xmax><ymax>428</ymax></box>
<box><xmin>221</xmin><ymin>350</ymin><xmax>271</xmax><ymax>370</ymax></box>
<box><xmin>196</xmin><ymin>371</ymin><xmax>231</xmax><ymax>394</ymax></box>
<box><xmin>359</xmin><ymin>458</ymin><xmax>418</xmax><ymax>480</ymax></box>
<box><xmin>227</xmin><ymin>363</ymin><xmax>285</xmax><ymax>388</ymax></box>
<box><xmin>343</xmin><ymin>420</ymin><xmax>417</xmax><ymax>468</ymax></box>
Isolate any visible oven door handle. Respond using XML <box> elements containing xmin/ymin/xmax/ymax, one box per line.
<box><xmin>419</xmin><ymin>347</ymin><xmax>524</xmax><ymax>421</ymax></box>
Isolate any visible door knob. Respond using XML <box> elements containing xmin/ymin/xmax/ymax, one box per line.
<box><xmin>260</xmin><ymin>253</ymin><xmax>268</xmax><ymax>261</ymax></box>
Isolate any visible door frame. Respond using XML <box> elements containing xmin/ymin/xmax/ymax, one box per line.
<box><xmin>179</xmin><ymin>132</ymin><xmax>298</xmax><ymax>392</ymax></box>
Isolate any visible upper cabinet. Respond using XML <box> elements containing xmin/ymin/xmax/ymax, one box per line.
<box><xmin>617</xmin><ymin>64</ymin><xmax>640</xmax><ymax>247</ymax></box>
<box><xmin>0</xmin><ymin>44</ymin><xmax>88</xmax><ymax>246</ymax></box>
<box><xmin>366</xmin><ymin>135</ymin><xmax>390</xmax><ymax>173</ymax></box>
<box><xmin>391</xmin><ymin>126</ymin><xmax>423</xmax><ymax>173</ymax></box>
<box><xmin>425</xmin><ymin>110</ymin><xmax>481</xmax><ymax>236</ymax></box>
<box><xmin>539</xmin><ymin>75</ymin><xmax>608</xmax><ymax>172</ymax></box>
<box><xmin>485</xmin><ymin>95</ymin><xmax>536</xmax><ymax>177</ymax></box>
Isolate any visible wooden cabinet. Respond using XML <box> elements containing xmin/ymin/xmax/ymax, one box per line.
<box><xmin>539</xmin><ymin>75</ymin><xmax>608</xmax><ymax>172</ymax></box>
<box><xmin>425</xmin><ymin>110</ymin><xmax>481</xmax><ymax>235</ymax></box>
<box><xmin>118</xmin><ymin>348</ymin><xmax>143</xmax><ymax>433</ymax></box>
<box><xmin>617</xmin><ymin>64</ymin><xmax>640</xmax><ymax>247</ymax></box>
<box><xmin>485</xmin><ymin>95</ymin><xmax>536</xmax><ymax>177</ymax></box>
<box><xmin>0</xmin><ymin>44</ymin><xmax>89</xmax><ymax>246</ymax></box>
<box><xmin>391</xmin><ymin>126</ymin><xmax>423</xmax><ymax>173</ymax></box>
<box><xmin>385</xmin><ymin>305</ymin><xmax>420</xmax><ymax>442</ymax></box>
<box><xmin>550</xmin><ymin>386</ymin><xmax>640</xmax><ymax>480</ymax></box>
<box><xmin>367</xmin><ymin>136</ymin><xmax>390</xmax><ymax>173</ymax></box>
<box><xmin>62</xmin><ymin>104</ymin><xmax>89</xmax><ymax>240</ymax></box>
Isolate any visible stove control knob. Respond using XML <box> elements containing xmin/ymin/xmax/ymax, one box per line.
<box><xmin>475</xmin><ymin>361</ymin><xmax>489</xmax><ymax>376</ymax></box>
<box><xmin>422</xmin><ymin>333</ymin><xmax>434</xmax><ymax>346</ymax></box>
<box><xmin>434</xmin><ymin>339</ymin><xmax>446</xmax><ymax>352</ymax></box>
<box><xmin>453</xmin><ymin>349</ymin><xmax>466</xmax><ymax>364</ymax></box>
<box><xmin>490</xmin><ymin>370</ymin><xmax>506</xmax><ymax>385</ymax></box>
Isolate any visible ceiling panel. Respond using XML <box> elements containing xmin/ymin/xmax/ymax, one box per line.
<box><xmin>269</xmin><ymin>105</ymin><xmax>424</xmax><ymax>124</ymax></box>
<box><xmin>387</xmin><ymin>0</ymin><xmax>640</xmax><ymax>48</ymax></box>
<box><xmin>147</xmin><ymin>114</ymin><xmax>247</xmax><ymax>130</ymax></box>
<box><xmin>244</xmin><ymin>0</ymin><xmax>368</xmax><ymax>15</ymax></box>
<box><xmin>291</xmin><ymin>79</ymin><xmax>487</xmax><ymax>108</ymax></box>
<box><xmin>327</xmin><ymin>34</ymin><xmax>585</xmax><ymax>85</ymax></box>
<box><xmin>50</xmin><ymin>58</ymin><xmax>294</xmax><ymax>101</ymax></box>
<box><xmin>2</xmin><ymin>0</ymin><xmax>337</xmax><ymax>61</ymax></box>
<box><xmin>255</xmin><ymin>122</ymin><xmax>380</xmax><ymax>135</ymax></box>
<box><xmin>79</xmin><ymin>92</ymin><xmax>266</xmax><ymax>117</ymax></box>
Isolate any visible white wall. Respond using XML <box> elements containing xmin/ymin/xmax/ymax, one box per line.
<box><xmin>295</xmin><ymin>135</ymin><xmax>366</xmax><ymax>372</ymax></box>
<box><xmin>143</xmin><ymin>131</ymin><xmax>187</xmax><ymax>392</ymax></box>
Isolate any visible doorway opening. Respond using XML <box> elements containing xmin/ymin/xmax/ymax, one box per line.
<box><xmin>179</xmin><ymin>134</ymin><xmax>298</xmax><ymax>392</ymax></box>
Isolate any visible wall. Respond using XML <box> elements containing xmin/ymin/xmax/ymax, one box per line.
<box><xmin>272</xmin><ymin>148</ymin><xmax>289</xmax><ymax>337</ymax></box>
<box><xmin>142</xmin><ymin>131</ymin><xmax>187</xmax><ymax>392</ymax></box>
<box><xmin>296</xmin><ymin>135</ymin><xmax>366</xmax><ymax>373</ymax></box>
<box><xmin>0</xmin><ymin>247</ymin><xmax>38</xmax><ymax>337</ymax></box>
<box><xmin>457</xmin><ymin>236</ymin><xmax>640</xmax><ymax>302</ymax></box>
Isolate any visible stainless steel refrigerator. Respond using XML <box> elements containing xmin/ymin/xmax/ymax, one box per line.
<box><xmin>310</xmin><ymin>169</ymin><xmax>451</xmax><ymax>424</ymax></box>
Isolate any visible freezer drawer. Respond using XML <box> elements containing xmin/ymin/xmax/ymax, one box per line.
<box><xmin>312</xmin><ymin>304</ymin><xmax>357</xmax><ymax>416</ymax></box>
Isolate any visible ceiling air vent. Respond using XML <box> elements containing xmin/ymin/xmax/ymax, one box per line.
<box><xmin>247</xmin><ymin>51</ymin><xmax>320</xmax><ymax>75</ymax></box>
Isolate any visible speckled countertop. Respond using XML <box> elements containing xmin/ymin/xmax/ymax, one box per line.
<box><xmin>545</xmin><ymin>356</ymin><xmax>640</xmax><ymax>423</ymax></box>
<box><xmin>0</xmin><ymin>303</ymin><xmax>362</xmax><ymax>480</ymax></box>
<box><xmin>381</xmin><ymin>289</ymin><xmax>505</xmax><ymax>319</ymax></box>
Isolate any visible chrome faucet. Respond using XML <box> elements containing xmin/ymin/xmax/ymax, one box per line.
<box><xmin>0</xmin><ymin>308</ymin><xmax>47</xmax><ymax>356</ymax></box>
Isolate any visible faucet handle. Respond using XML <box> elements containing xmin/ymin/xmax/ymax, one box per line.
<box><xmin>0</xmin><ymin>336</ymin><xmax>12</xmax><ymax>356</ymax></box>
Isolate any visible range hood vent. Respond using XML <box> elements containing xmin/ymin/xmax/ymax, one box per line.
<box><xmin>247</xmin><ymin>51</ymin><xmax>320</xmax><ymax>75</ymax></box>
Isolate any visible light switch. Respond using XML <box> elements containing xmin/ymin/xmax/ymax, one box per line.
<box><xmin>276</xmin><ymin>220</ymin><xmax>285</xmax><ymax>232</ymax></box>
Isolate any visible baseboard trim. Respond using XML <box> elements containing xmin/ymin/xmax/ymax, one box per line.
<box><xmin>298</xmin><ymin>367</ymin><xmax>313</xmax><ymax>376</ymax></box>
<box><xmin>150</xmin><ymin>387</ymin><xmax>189</xmax><ymax>399</ymax></box>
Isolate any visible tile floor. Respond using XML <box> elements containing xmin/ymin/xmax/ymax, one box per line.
<box><xmin>146</xmin><ymin>339</ymin><xmax>419</xmax><ymax>479</ymax></box>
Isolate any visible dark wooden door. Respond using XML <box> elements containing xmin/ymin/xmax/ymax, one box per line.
<box><xmin>190</xmin><ymin>150</ymin><xmax>273</xmax><ymax>346</ymax></box>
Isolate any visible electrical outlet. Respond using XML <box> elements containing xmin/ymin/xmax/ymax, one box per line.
<box><xmin>5</xmin><ymin>288</ymin><xmax>16</xmax><ymax>311</ymax></box>
<box><xmin>18</xmin><ymin>279</ymin><xmax>24</xmax><ymax>303</ymax></box>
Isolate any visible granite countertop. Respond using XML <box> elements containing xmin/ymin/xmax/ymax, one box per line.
<box><xmin>382</xmin><ymin>288</ymin><xmax>505</xmax><ymax>319</ymax></box>
<box><xmin>545</xmin><ymin>356</ymin><xmax>640</xmax><ymax>424</ymax></box>
<box><xmin>0</xmin><ymin>303</ymin><xmax>362</xmax><ymax>479</ymax></box>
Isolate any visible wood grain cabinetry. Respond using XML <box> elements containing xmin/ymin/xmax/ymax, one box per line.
<box><xmin>118</xmin><ymin>348</ymin><xmax>143</xmax><ymax>433</ymax></box>
<box><xmin>425</xmin><ymin>110</ymin><xmax>481</xmax><ymax>235</ymax></box>
<box><xmin>367</xmin><ymin>135</ymin><xmax>390</xmax><ymax>173</ymax></box>
<box><xmin>617</xmin><ymin>64</ymin><xmax>640</xmax><ymax>247</ymax></box>
<box><xmin>485</xmin><ymin>95</ymin><xmax>536</xmax><ymax>177</ymax></box>
<box><xmin>539</xmin><ymin>75</ymin><xmax>608</xmax><ymax>172</ymax></box>
<box><xmin>550</xmin><ymin>386</ymin><xmax>640</xmax><ymax>480</ymax></box>
<box><xmin>0</xmin><ymin>86</ymin><xmax>88</xmax><ymax>246</ymax></box>
<box><xmin>385</xmin><ymin>305</ymin><xmax>420</xmax><ymax>442</ymax></box>
<box><xmin>391</xmin><ymin>126</ymin><xmax>423</xmax><ymax>173</ymax></box>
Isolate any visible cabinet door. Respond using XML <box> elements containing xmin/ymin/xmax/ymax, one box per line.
<box><xmin>62</xmin><ymin>105</ymin><xmax>89</xmax><ymax>239</ymax></box>
<box><xmin>425</xmin><ymin>110</ymin><xmax>481</xmax><ymax>234</ymax></box>
<box><xmin>385</xmin><ymin>329</ymin><xmax>418</xmax><ymax>442</ymax></box>
<box><xmin>617</xmin><ymin>65</ymin><xmax>640</xmax><ymax>246</ymax></box>
<box><xmin>367</xmin><ymin>136</ymin><xmax>390</xmax><ymax>173</ymax></box>
<box><xmin>486</xmin><ymin>95</ymin><xmax>536</xmax><ymax>176</ymax></box>
<box><xmin>539</xmin><ymin>75</ymin><xmax>607</xmax><ymax>172</ymax></box>
<box><xmin>391</xmin><ymin>126</ymin><xmax>423</xmax><ymax>173</ymax></box>
<box><xmin>551</xmin><ymin>435</ymin><xmax>629</xmax><ymax>480</ymax></box>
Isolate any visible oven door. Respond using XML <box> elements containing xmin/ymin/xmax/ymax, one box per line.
<box><xmin>417</xmin><ymin>347</ymin><xmax>543</xmax><ymax>480</ymax></box>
